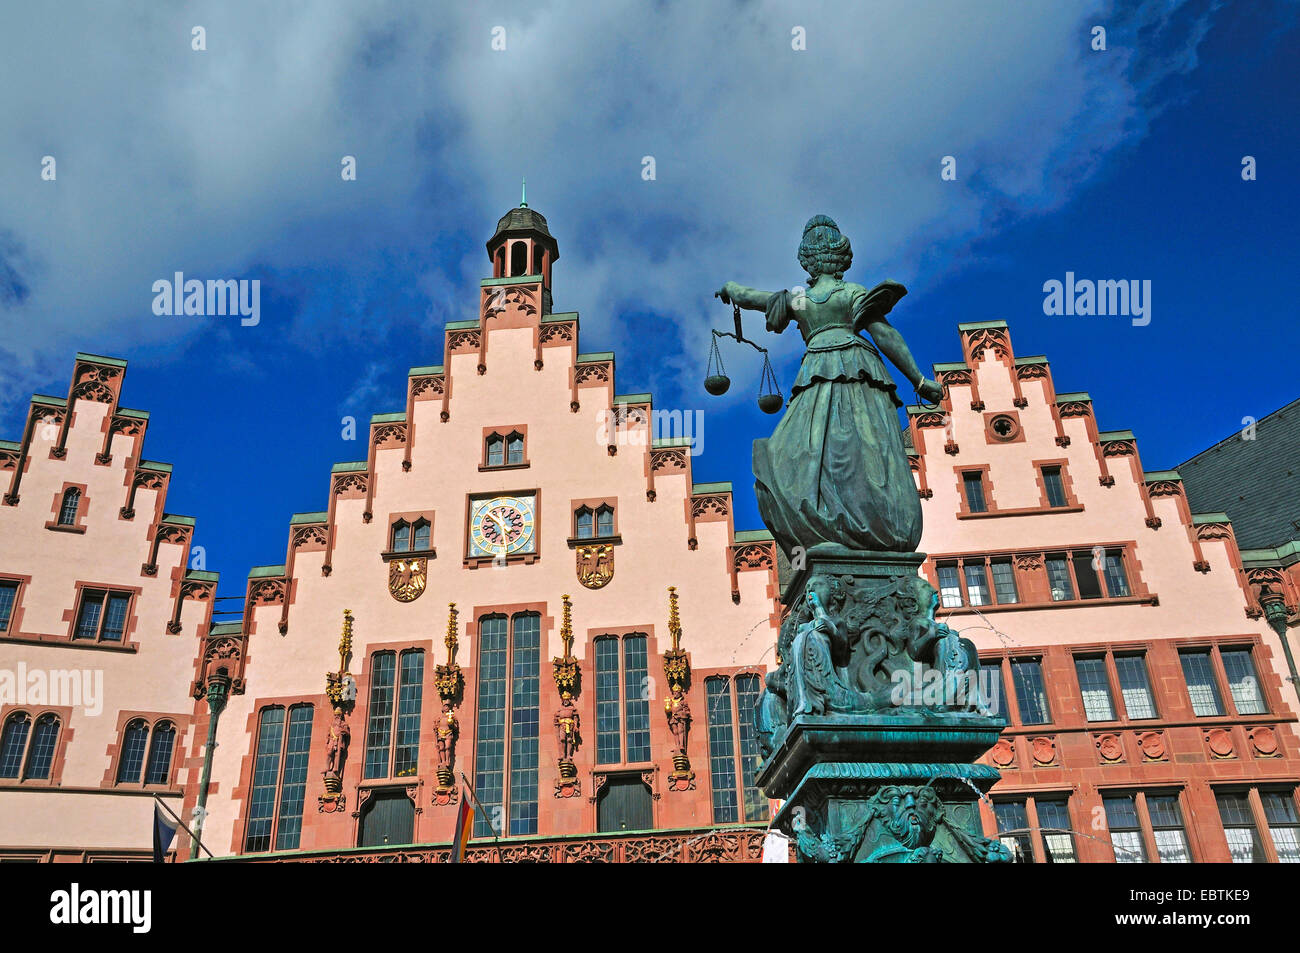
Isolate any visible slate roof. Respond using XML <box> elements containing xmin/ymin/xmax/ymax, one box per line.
<box><xmin>1177</xmin><ymin>398</ymin><xmax>1300</xmax><ymax>551</ymax></box>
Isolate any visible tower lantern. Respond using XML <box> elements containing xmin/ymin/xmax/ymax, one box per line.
<box><xmin>486</xmin><ymin>185</ymin><xmax>559</xmax><ymax>313</ymax></box>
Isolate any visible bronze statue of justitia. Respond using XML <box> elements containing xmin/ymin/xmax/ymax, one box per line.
<box><xmin>717</xmin><ymin>215</ymin><xmax>943</xmax><ymax>557</ymax></box>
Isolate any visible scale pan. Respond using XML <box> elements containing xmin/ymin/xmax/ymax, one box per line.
<box><xmin>704</xmin><ymin>374</ymin><xmax>731</xmax><ymax>396</ymax></box>
<box><xmin>757</xmin><ymin>393</ymin><xmax>784</xmax><ymax>415</ymax></box>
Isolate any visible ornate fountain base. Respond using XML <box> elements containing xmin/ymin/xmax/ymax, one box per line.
<box><xmin>757</xmin><ymin>713</ymin><xmax>1010</xmax><ymax>863</ymax></box>
<box><xmin>755</xmin><ymin>546</ymin><xmax>1011</xmax><ymax>863</ymax></box>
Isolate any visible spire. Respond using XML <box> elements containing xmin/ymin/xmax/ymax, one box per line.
<box><xmin>520</xmin><ymin>178</ymin><xmax>527</xmax><ymax>208</ymax></box>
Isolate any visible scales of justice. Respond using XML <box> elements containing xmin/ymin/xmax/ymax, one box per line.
<box><xmin>704</xmin><ymin>214</ymin><xmax>1012</xmax><ymax>863</ymax></box>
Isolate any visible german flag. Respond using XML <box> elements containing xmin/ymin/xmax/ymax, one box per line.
<box><xmin>450</xmin><ymin>789</ymin><xmax>474</xmax><ymax>863</ymax></box>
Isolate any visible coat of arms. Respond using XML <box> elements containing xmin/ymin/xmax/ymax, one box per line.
<box><xmin>575</xmin><ymin>543</ymin><xmax>614</xmax><ymax>589</ymax></box>
<box><xmin>389</xmin><ymin>557</ymin><xmax>427</xmax><ymax>602</ymax></box>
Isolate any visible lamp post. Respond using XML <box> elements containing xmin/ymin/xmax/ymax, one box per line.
<box><xmin>191</xmin><ymin>668</ymin><xmax>231</xmax><ymax>858</ymax></box>
<box><xmin>1259</xmin><ymin>585</ymin><xmax>1300</xmax><ymax>709</ymax></box>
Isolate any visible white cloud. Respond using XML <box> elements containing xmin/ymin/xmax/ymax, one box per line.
<box><xmin>0</xmin><ymin>0</ymin><xmax>1218</xmax><ymax>408</ymax></box>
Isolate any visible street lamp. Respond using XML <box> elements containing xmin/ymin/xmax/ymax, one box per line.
<box><xmin>191</xmin><ymin>668</ymin><xmax>231</xmax><ymax>858</ymax></box>
<box><xmin>1258</xmin><ymin>585</ymin><xmax>1300</xmax><ymax>709</ymax></box>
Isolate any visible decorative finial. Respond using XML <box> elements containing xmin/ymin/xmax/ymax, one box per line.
<box><xmin>667</xmin><ymin>586</ymin><xmax>682</xmax><ymax>653</ymax></box>
<box><xmin>444</xmin><ymin>602</ymin><xmax>459</xmax><ymax>662</ymax></box>
<box><xmin>560</xmin><ymin>593</ymin><xmax>573</xmax><ymax>658</ymax></box>
<box><xmin>520</xmin><ymin>178</ymin><xmax>527</xmax><ymax>208</ymax></box>
<box><xmin>338</xmin><ymin>609</ymin><xmax>353</xmax><ymax>674</ymax></box>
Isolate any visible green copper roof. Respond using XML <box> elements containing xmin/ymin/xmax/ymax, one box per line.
<box><xmin>370</xmin><ymin>412</ymin><xmax>406</xmax><ymax>424</ymax></box>
<box><xmin>209</xmin><ymin>622</ymin><xmax>244</xmax><ymax>636</ymax></box>
<box><xmin>613</xmin><ymin>393</ymin><xmax>651</xmax><ymax>404</ymax></box>
<box><xmin>139</xmin><ymin>460</ymin><xmax>173</xmax><ymax>473</ymax></box>
<box><xmin>956</xmin><ymin>320</ymin><xmax>1008</xmax><ymax>331</ymax></box>
<box><xmin>1239</xmin><ymin>540</ymin><xmax>1300</xmax><ymax>569</ymax></box>
<box><xmin>161</xmin><ymin>514</ymin><xmax>197</xmax><ymax>526</ymax></box>
<box><xmin>1055</xmin><ymin>392</ymin><xmax>1091</xmax><ymax>403</ymax></box>
<box><xmin>408</xmin><ymin>365</ymin><xmax>444</xmax><ymax>376</ymax></box>
<box><xmin>1098</xmin><ymin>430</ymin><xmax>1135</xmax><ymax>442</ymax></box>
<box><xmin>290</xmin><ymin>512</ymin><xmax>328</xmax><ymax>524</ymax></box>
<box><xmin>331</xmin><ymin>461</ymin><xmax>367</xmax><ymax>473</ymax></box>
<box><xmin>734</xmin><ymin>529</ymin><xmax>774</xmax><ymax>542</ymax></box>
<box><xmin>0</xmin><ymin>440</ymin><xmax>19</xmax><ymax>452</ymax></box>
<box><xmin>117</xmin><ymin>407</ymin><xmax>150</xmax><ymax>419</ymax></box>
<box><xmin>445</xmin><ymin>319</ymin><xmax>479</xmax><ymax>330</ymax></box>
<box><xmin>185</xmin><ymin>570</ymin><xmax>220</xmax><ymax>582</ymax></box>
<box><xmin>577</xmin><ymin>352</ymin><xmax>614</xmax><ymax>363</ymax></box>
<box><xmin>932</xmin><ymin>362</ymin><xmax>969</xmax><ymax>372</ymax></box>
<box><xmin>1014</xmin><ymin>355</ymin><xmax>1048</xmax><ymax>365</ymax></box>
<box><xmin>692</xmin><ymin>482</ymin><xmax>732</xmax><ymax>494</ymax></box>
<box><xmin>481</xmin><ymin>274</ymin><xmax>542</xmax><ymax>287</ymax></box>
<box><xmin>1144</xmin><ymin>470</ymin><xmax>1182</xmax><ymax>481</ymax></box>
<box><xmin>1191</xmin><ymin>512</ymin><xmax>1231</xmax><ymax>524</ymax></box>
<box><xmin>542</xmin><ymin>311</ymin><xmax>579</xmax><ymax>325</ymax></box>
<box><xmin>32</xmin><ymin>394</ymin><xmax>67</xmax><ymax>407</ymax></box>
<box><xmin>75</xmin><ymin>352</ymin><xmax>128</xmax><ymax>368</ymax></box>
<box><xmin>248</xmin><ymin>565</ymin><xmax>286</xmax><ymax>579</ymax></box>
<box><xmin>651</xmin><ymin>437</ymin><xmax>693</xmax><ymax>449</ymax></box>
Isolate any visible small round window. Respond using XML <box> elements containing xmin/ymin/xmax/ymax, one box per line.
<box><xmin>988</xmin><ymin>414</ymin><xmax>1020</xmax><ymax>440</ymax></box>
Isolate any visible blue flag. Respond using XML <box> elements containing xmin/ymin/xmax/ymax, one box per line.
<box><xmin>153</xmin><ymin>802</ymin><xmax>179</xmax><ymax>863</ymax></box>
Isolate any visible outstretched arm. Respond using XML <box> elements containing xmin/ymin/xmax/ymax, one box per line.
<box><xmin>867</xmin><ymin>319</ymin><xmax>944</xmax><ymax>404</ymax></box>
<box><xmin>716</xmin><ymin>281</ymin><xmax>776</xmax><ymax>312</ymax></box>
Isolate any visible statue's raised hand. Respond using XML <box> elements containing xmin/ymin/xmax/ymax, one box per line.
<box><xmin>916</xmin><ymin>378</ymin><xmax>944</xmax><ymax>405</ymax></box>
<box><xmin>715</xmin><ymin>282</ymin><xmax>737</xmax><ymax>305</ymax></box>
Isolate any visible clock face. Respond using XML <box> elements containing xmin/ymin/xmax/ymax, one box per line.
<box><xmin>469</xmin><ymin>494</ymin><xmax>536</xmax><ymax>558</ymax></box>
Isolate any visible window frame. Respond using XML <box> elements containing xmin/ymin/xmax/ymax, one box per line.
<box><xmin>362</xmin><ymin>648</ymin><xmax>426</xmax><ymax>780</ymax></box>
<box><xmin>481</xmin><ymin>427</ymin><xmax>529</xmax><ymax>470</ymax></box>
<box><xmin>592</xmin><ymin>632</ymin><xmax>653</xmax><ymax>767</ymax></box>
<box><xmin>703</xmin><ymin>673</ymin><xmax>769</xmax><ymax>825</ymax></box>
<box><xmin>109</xmin><ymin>714</ymin><xmax>181</xmax><ymax>789</ymax></box>
<box><xmin>242</xmin><ymin>703</ymin><xmax>316</xmax><ymax>854</ymax></box>
<box><xmin>472</xmin><ymin>611</ymin><xmax>542</xmax><ymax>837</ymax></box>
<box><xmin>69</xmin><ymin>586</ymin><xmax>136</xmax><ymax>645</ymax></box>
<box><xmin>0</xmin><ymin>707</ymin><xmax>68</xmax><ymax>786</ymax></box>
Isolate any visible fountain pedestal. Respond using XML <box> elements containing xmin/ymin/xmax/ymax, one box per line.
<box><xmin>754</xmin><ymin>547</ymin><xmax>1012</xmax><ymax>863</ymax></box>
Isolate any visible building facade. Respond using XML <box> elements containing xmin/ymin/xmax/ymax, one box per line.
<box><xmin>2</xmin><ymin>206</ymin><xmax>1297</xmax><ymax>863</ymax></box>
<box><xmin>0</xmin><ymin>355</ymin><xmax>219</xmax><ymax>861</ymax></box>
<box><xmin>910</xmin><ymin>322</ymin><xmax>1300</xmax><ymax>862</ymax></box>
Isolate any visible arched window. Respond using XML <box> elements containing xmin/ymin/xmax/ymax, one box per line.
<box><xmin>485</xmin><ymin>433</ymin><xmax>505</xmax><ymax>467</ymax></box>
<box><xmin>594</xmin><ymin>634</ymin><xmax>650</xmax><ymax>765</ymax></box>
<box><xmin>494</xmin><ymin>246</ymin><xmax>505</xmax><ymax>278</ymax></box>
<box><xmin>244</xmin><ymin>704</ymin><xmax>314</xmax><ymax>853</ymax></box>
<box><xmin>144</xmin><ymin>721</ymin><xmax>176</xmax><ymax>785</ymax></box>
<box><xmin>506</xmin><ymin>432</ymin><xmax>525</xmax><ymax>465</ymax></box>
<box><xmin>474</xmin><ymin>612</ymin><xmax>540</xmax><ymax>836</ymax></box>
<box><xmin>705</xmin><ymin>675</ymin><xmax>768</xmax><ymax>824</ymax></box>
<box><xmin>510</xmin><ymin>241</ymin><xmax>528</xmax><ymax>277</ymax></box>
<box><xmin>596</xmin><ymin>505</ymin><xmax>615</xmax><ymax>538</ymax></box>
<box><xmin>0</xmin><ymin>712</ymin><xmax>31</xmax><ymax>778</ymax></box>
<box><xmin>115</xmin><ymin>719</ymin><xmax>150</xmax><ymax>783</ymax></box>
<box><xmin>24</xmin><ymin>714</ymin><xmax>59</xmax><ymax>780</ymax></box>
<box><xmin>363</xmin><ymin>650</ymin><xmax>424</xmax><ymax>779</ymax></box>
<box><xmin>391</xmin><ymin>520</ymin><xmax>411</xmax><ymax>552</ymax></box>
<box><xmin>412</xmin><ymin>519</ymin><xmax>431</xmax><ymax>551</ymax></box>
<box><xmin>575</xmin><ymin>508</ymin><xmax>593</xmax><ymax>539</ymax></box>
<box><xmin>0</xmin><ymin>711</ymin><xmax>60</xmax><ymax>781</ymax></box>
<box><xmin>57</xmin><ymin>487</ymin><xmax>80</xmax><ymax>526</ymax></box>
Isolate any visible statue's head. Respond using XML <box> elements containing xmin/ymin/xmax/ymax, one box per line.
<box><xmin>902</xmin><ymin>574</ymin><xmax>939</xmax><ymax>617</ymax></box>
<box><xmin>798</xmin><ymin>215</ymin><xmax>853</xmax><ymax>280</ymax></box>
<box><xmin>877</xmin><ymin>785</ymin><xmax>943</xmax><ymax>849</ymax></box>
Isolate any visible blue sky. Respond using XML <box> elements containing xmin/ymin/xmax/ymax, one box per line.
<box><xmin>1</xmin><ymin>0</ymin><xmax>1296</xmax><ymax>601</ymax></box>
